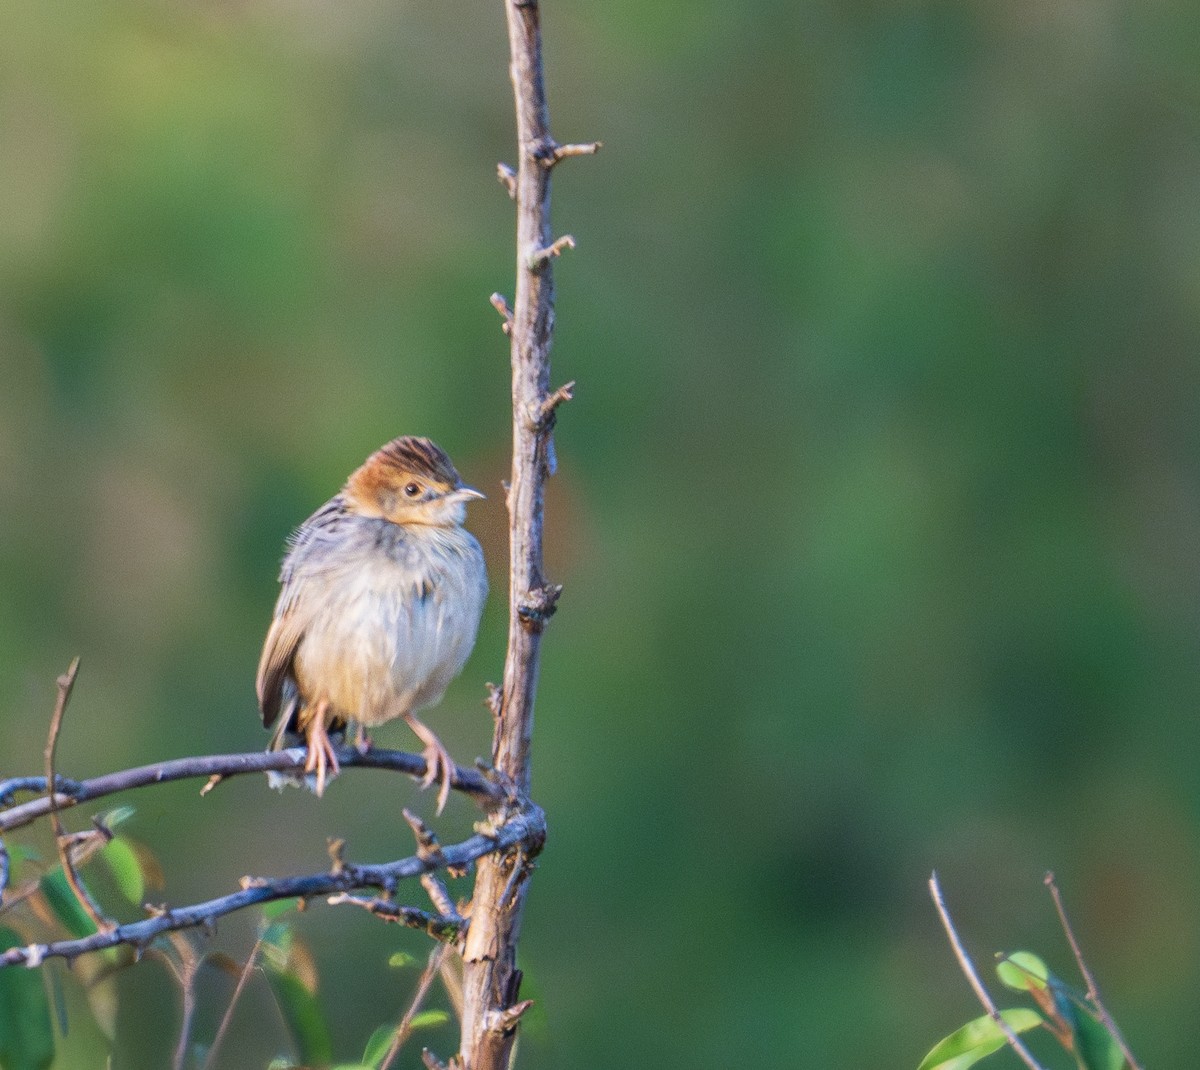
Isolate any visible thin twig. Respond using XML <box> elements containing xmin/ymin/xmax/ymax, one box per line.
<box><xmin>527</xmin><ymin>234</ymin><xmax>575</xmax><ymax>269</ymax></box>
<box><xmin>379</xmin><ymin>943</ymin><xmax>450</xmax><ymax>1070</ymax></box>
<box><xmin>548</xmin><ymin>141</ymin><xmax>602</xmax><ymax>164</ymax></box>
<box><xmin>200</xmin><ymin>935</ymin><xmax>265</xmax><ymax>1070</ymax></box>
<box><xmin>326</xmin><ymin>894</ymin><xmax>464</xmax><ymax>942</ymax></box>
<box><xmin>928</xmin><ymin>872</ymin><xmax>1047</xmax><ymax>1070</ymax></box>
<box><xmin>496</xmin><ymin>163</ymin><xmax>517</xmax><ymax>198</ymax></box>
<box><xmin>489</xmin><ymin>293</ymin><xmax>514</xmax><ymax>335</ymax></box>
<box><xmin>1043</xmin><ymin>871</ymin><xmax>1143</xmax><ymax>1070</ymax></box>
<box><xmin>45</xmin><ymin>659</ymin><xmax>112</xmax><ymax>934</ymax></box>
<box><xmin>0</xmin><ymin>746</ymin><xmax>504</xmax><ymax>834</ymax></box>
<box><xmin>0</xmin><ymin>805</ymin><xmax>544</xmax><ymax>970</ymax></box>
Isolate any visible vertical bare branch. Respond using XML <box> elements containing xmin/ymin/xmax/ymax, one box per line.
<box><xmin>1043</xmin><ymin>872</ymin><xmax>1143</xmax><ymax>1070</ymax></box>
<box><xmin>459</xmin><ymin>0</ymin><xmax>589</xmax><ymax>1065</ymax></box>
<box><xmin>45</xmin><ymin>658</ymin><xmax>111</xmax><ymax>935</ymax></box>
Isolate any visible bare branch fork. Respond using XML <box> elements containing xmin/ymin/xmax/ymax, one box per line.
<box><xmin>0</xmin><ymin>802</ymin><xmax>545</xmax><ymax>970</ymax></box>
<box><xmin>0</xmin><ymin>720</ymin><xmax>543</xmax><ymax>963</ymax></box>
<box><xmin>931</xmin><ymin>872</ymin><xmax>1143</xmax><ymax>1070</ymax></box>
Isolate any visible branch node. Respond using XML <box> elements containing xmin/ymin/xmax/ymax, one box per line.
<box><xmin>421</xmin><ymin>1050</ymin><xmax>448</xmax><ymax>1070</ymax></box>
<box><xmin>199</xmin><ymin>774</ymin><xmax>224</xmax><ymax>797</ymax></box>
<box><xmin>528</xmin><ymin>235</ymin><xmax>576</xmax><ymax>269</ymax></box>
<box><xmin>524</xmin><ymin>381</ymin><xmax>575</xmax><ymax>434</ymax></box>
<box><xmin>517</xmin><ymin>584</ymin><xmax>563</xmax><ymax>631</ymax></box>
<box><xmin>540</xmin><ymin>380</ymin><xmax>575</xmax><ymax>421</ymax></box>
<box><xmin>496</xmin><ymin>163</ymin><xmax>517</xmax><ymax>199</ymax></box>
<box><xmin>23</xmin><ymin>944</ymin><xmax>45</xmax><ymax>969</ymax></box>
<box><xmin>485</xmin><ymin>683</ymin><xmax>502</xmax><ymax>721</ymax></box>
<box><xmin>489</xmin><ymin>293</ymin><xmax>513</xmax><ymax>335</ymax></box>
<box><xmin>484</xmin><ymin>999</ymin><xmax>535</xmax><ymax>1035</ymax></box>
<box><xmin>402</xmin><ymin>809</ymin><xmax>444</xmax><ymax>864</ymax></box>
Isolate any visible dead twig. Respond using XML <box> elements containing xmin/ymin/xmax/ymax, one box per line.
<box><xmin>379</xmin><ymin>943</ymin><xmax>450</xmax><ymax>1070</ymax></box>
<box><xmin>200</xmin><ymin>935</ymin><xmax>266</xmax><ymax>1070</ymax></box>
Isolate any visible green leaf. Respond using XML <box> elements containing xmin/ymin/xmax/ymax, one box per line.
<box><xmin>262</xmin><ymin>898</ymin><xmax>301</xmax><ymax>922</ymax></box>
<box><xmin>100</xmin><ymin>837</ymin><xmax>144</xmax><ymax>905</ymax></box>
<box><xmin>1072</xmin><ymin>1007</ymin><xmax>1125</xmax><ymax>1070</ymax></box>
<box><xmin>917</xmin><ymin>1009</ymin><xmax>1044</xmax><ymax>1070</ymax></box>
<box><xmin>409</xmin><ymin>1009</ymin><xmax>450</xmax><ymax>1030</ymax></box>
<box><xmin>263</xmin><ymin>968</ymin><xmax>332</xmax><ymax>1066</ymax></box>
<box><xmin>0</xmin><ymin>926</ymin><xmax>55</xmax><ymax>1070</ymax></box>
<box><xmin>94</xmin><ymin>806</ymin><xmax>135</xmax><ymax>831</ymax></box>
<box><xmin>996</xmin><ymin>951</ymin><xmax>1050</xmax><ymax>992</ymax></box>
<box><xmin>259</xmin><ymin>916</ymin><xmax>291</xmax><ymax>950</ymax></box>
<box><xmin>387</xmin><ymin>951</ymin><xmax>418</xmax><ymax>969</ymax></box>
<box><xmin>38</xmin><ymin>870</ymin><xmax>96</xmax><ymax>941</ymax></box>
<box><xmin>362</xmin><ymin>1023</ymin><xmax>394</xmax><ymax>1068</ymax></box>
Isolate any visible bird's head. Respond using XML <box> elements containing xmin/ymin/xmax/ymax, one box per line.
<box><xmin>344</xmin><ymin>436</ymin><xmax>484</xmax><ymax>527</ymax></box>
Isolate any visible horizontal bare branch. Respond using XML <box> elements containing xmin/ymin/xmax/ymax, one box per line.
<box><xmin>0</xmin><ymin>747</ymin><xmax>505</xmax><ymax>834</ymax></box>
<box><xmin>0</xmin><ymin>804</ymin><xmax>544</xmax><ymax>969</ymax></box>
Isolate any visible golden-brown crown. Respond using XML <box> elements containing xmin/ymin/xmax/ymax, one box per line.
<box><xmin>343</xmin><ymin>436</ymin><xmax>466</xmax><ymax>520</ymax></box>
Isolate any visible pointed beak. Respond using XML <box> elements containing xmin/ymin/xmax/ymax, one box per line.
<box><xmin>452</xmin><ymin>485</ymin><xmax>486</xmax><ymax>502</ymax></box>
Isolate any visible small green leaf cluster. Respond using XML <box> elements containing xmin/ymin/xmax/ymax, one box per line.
<box><xmin>0</xmin><ymin>807</ymin><xmax>146</xmax><ymax>1070</ymax></box>
<box><xmin>919</xmin><ymin>952</ymin><xmax>1127</xmax><ymax>1070</ymax></box>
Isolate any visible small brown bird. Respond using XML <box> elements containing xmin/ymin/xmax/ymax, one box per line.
<box><xmin>256</xmin><ymin>436</ymin><xmax>488</xmax><ymax>811</ymax></box>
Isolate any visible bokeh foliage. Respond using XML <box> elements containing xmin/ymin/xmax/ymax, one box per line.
<box><xmin>2</xmin><ymin>0</ymin><xmax>1200</xmax><ymax>1066</ymax></box>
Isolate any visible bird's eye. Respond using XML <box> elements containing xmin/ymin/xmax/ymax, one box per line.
<box><xmin>403</xmin><ymin>482</ymin><xmax>423</xmax><ymax>498</ymax></box>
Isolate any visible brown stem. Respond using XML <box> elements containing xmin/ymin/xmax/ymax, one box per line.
<box><xmin>45</xmin><ymin>659</ymin><xmax>112</xmax><ymax>935</ymax></box>
<box><xmin>379</xmin><ymin>944</ymin><xmax>450</xmax><ymax>1070</ymax></box>
<box><xmin>1043</xmin><ymin>872</ymin><xmax>1143</xmax><ymax>1070</ymax></box>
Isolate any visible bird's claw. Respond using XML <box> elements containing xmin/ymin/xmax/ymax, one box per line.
<box><xmin>420</xmin><ymin>739</ymin><xmax>455</xmax><ymax>815</ymax></box>
<box><xmin>304</xmin><ymin>713</ymin><xmax>340</xmax><ymax>797</ymax></box>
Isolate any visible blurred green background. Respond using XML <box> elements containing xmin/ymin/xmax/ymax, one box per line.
<box><xmin>3</xmin><ymin>0</ymin><xmax>1200</xmax><ymax>1066</ymax></box>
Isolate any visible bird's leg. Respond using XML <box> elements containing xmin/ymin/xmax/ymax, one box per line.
<box><xmin>303</xmin><ymin>700</ymin><xmax>340</xmax><ymax>797</ymax></box>
<box><xmin>352</xmin><ymin>720</ymin><xmax>373</xmax><ymax>755</ymax></box>
<box><xmin>404</xmin><ymin>712</ymin><xmax>455</xmax><ymax>815</ymax></box>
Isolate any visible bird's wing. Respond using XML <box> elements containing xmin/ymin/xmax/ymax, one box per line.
<box><xmin>256</xmin><ymin>608</ymin><xmax>307</xmax><ymax>728</ymax></box>
<box><xmin>258</xmin><ymin>494</ymin><xmax>350</xmax><ymax>728</ymax></box>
